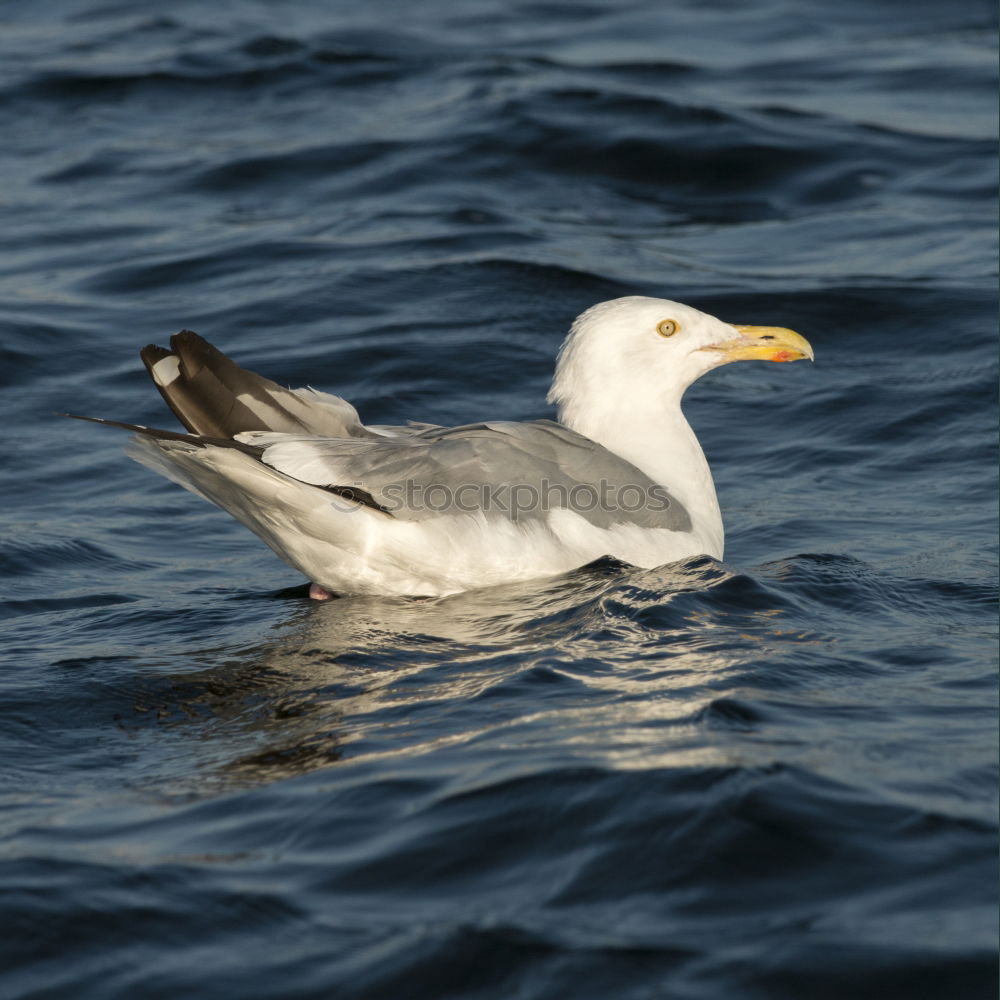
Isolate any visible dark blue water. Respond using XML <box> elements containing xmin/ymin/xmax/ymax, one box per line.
<box><xmin>1</xmin><ymin>1</ymin><xmax>996</xmax><ymax>997</ymax></box>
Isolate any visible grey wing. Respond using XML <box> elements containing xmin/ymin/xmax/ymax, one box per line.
<box><xmin>366</xmin><ymin>420</ymin><xmax>446</xmax><ymax>438</ymax></box>
<box><xmin>237</xmin><ymin>420</ymin><xmax>691</xmax><ymax>531</ymax></box>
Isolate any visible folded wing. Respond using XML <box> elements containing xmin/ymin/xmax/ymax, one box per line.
<box><xmin>238</xmin><ymin>420</ymin><xmax>692</xmax><ymax>531</ymax></box>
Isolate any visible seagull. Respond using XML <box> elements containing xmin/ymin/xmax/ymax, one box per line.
<box><xmin>73</xmin><ymin>297</ymin><xmax>813</xmax><ymax>598</ymax></box>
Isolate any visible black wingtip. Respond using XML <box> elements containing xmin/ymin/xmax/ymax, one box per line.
<box><xmin>140</xmin><ymin>333</ymin><xmax>211</xmax><ymax>371</ymax></box>
<box><xmin>61</xmin><ymin>413</ymin><xmax>254</xmax><ymax>453</ymax></box>
<box><xmin>62</xmin><ymin>413</ymin><xmax>150</xmax><ymax>433</ymax></box>
<box><xmin>140</xmin><ymin>343</ymin><xmax>171</xmax><ymax>366</ymax></box>
<box><xmin>61</xmin><ymin>412</ymin><xmax>105</xmax><ymax>423</ymax></box>
<box><xmin>170</xmin><ymin>329</ymin><xmax>210</xmax><ymax>353</ymax></box>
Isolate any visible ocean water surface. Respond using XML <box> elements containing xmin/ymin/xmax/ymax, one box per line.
<box><xmin>1</xmin><ymin>0</ymin><xmax>996</xmax><ymax>997</ymax></box>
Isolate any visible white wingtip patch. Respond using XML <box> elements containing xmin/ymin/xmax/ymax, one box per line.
<box><xmin>152</xmin><ymin>355</ymin><xmax>181</xmax><ymax>387</ymax></box>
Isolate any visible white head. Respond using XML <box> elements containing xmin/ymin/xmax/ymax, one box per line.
<box><xmin>547</xmin><ymin>296</ymin><xmax>812</xmax><ymax>433</ymax></box>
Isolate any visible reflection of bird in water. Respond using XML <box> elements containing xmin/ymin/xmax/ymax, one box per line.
<box><xmin>121</xmin><ymin>559</ymin><xmax>812</xmax><ymax>793</ymax></box>
<box><xmin>74</xmin><ymin>298</ymin><xmax>811</xmax><ymax>598</ymax></box>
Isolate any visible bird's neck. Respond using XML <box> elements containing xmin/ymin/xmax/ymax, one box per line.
<box><xmin>561</xmin><ymin>396</ymin><xmax>724</xmax><ymax>557</ymax></box>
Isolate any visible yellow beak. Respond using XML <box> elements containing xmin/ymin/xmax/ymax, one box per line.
<box><xmin>704</xmin><ymin>325</ymin><xmax>814</xmax><ymax>363</ymax></box>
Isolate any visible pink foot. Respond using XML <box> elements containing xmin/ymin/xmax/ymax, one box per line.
<box><xmin>309</xmin><ymin>583</ymin><xmax>334</xmax><ymax>601</ymax></box>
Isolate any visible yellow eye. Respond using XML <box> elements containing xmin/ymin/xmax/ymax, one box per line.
<box><xmin>657</xmin><ymin>319</ymin><xmax>680</xmax><ymax>338</ymax></box>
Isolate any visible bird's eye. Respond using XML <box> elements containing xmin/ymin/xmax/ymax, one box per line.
<box><xmin>657</xmin><ymin>319</ymin><xmax>680</xmax><ymax>338</ymax></box>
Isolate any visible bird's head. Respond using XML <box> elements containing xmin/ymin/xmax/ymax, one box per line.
<box><xmin>548</xmin><ymin>296</ymin><xmax>813</xmax><ymax>428</ymax></box>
